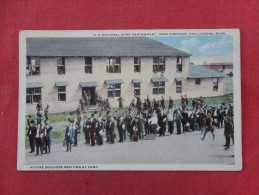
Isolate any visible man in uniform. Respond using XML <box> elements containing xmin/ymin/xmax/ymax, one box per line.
<box><xmin>44</xmin><ymin>104</ymin><xmax>49</xmax><ymax>123</ymax></box>
<box><xmin>168</xmin><ymin>96</ymin><xmax>173</xmax><ymax>109</ymax></box>
<box><xmin>117</xmin><ymin>96</ymin><xmax>124</xmax><ymax>109</ymax></box>
<box><xmin>160</xmin><ymin>96</ymin><xmax>165</xmax><ymax>110</ymax></box>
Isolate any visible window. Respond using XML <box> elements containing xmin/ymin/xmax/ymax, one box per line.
<box><xmin>58</xmin><ymin>86</ymin><xmax>66</xmax><ymax>101</ymax></box>
<box><xmin>85</xmin><ymin>57</ymin><xmax>92</xmax><ymax>74</ymax></box>
<box><xmin>153</xmin><ymin>57</ymin><xmax>165</xmax><ymax>73</ymax></box>
<box><xmin>134</xmin><ymin>83</ymin><xmax>141</xmax><ymax>96</ymax></box>
<box><xmin>176</xmin><ymin>81</ymin><xmax>182</xmax><ymax>93</ymax></box>
<box><xmin>107</xmin><ymin>83</ymin><xmax>121</xmax><ymax>97</ymax></box>
<box><xmin>134</xmin><ymin>57</ymin><xmax>141</xmax><ymax>73</ymax></box>
<box><xmin>26</xmin><ymin>88</ymin><xmax>41</xmax><ymax>104</ymax></box>
<box><xmin>213</xmin><ymin>78</ymin><xmax>218</xmax><ymax>91</ymax></box>
<box><xmin>195</xmin><ymin>78</ymin><xmax>201</xmax><ymax>85</ymax></box>
<box><xmin>176</xmin><ymin>56</ymin><xmax>182</xmax><ymax>72</ymax></box>
<box><xmin>57</xmin><ymin>57</ymin><xmax>65</xmax><ymax>75</ymax></box>
<box><xmin>153</xmin><ymin>81</ymin><xmax>165</xmax><ymax>95</ymax></box>
<box><xmin>106</xmin><ymin>57</ymin><xmax>121</xmax><ymax>73</ymax></box>
<box><xmin>26</xmin><ymin>57</ymin><xmax>40</xmax><ymax>76</ymax></box>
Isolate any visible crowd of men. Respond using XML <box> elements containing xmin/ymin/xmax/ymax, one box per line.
<box><xmin>27</xmin><ymin>101</ymin><xmax>52</xmax><ymax>156</ymax></box>
<box><xmin>27</xmin><ymin>94</ymin><xmax>234</xmax><ymax>155</ymax></box>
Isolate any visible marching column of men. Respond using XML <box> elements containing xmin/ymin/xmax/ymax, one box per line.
<box><xmin>27</xmin><ymin>94</ymin><xmax>235</xmax><ymax>155</ymax></box>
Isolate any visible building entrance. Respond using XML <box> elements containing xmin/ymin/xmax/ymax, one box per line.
<box><xmin>82</xmin><ymin>87</ymin><xmax>96</xmax><ymax>105</ymax></box>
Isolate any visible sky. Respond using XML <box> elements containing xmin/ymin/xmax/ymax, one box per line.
<box><xmin>151</xmin><ymin>35</ymin><xmax>233</xmax><ymax>65</ymax></box>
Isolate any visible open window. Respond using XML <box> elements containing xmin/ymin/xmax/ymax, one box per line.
<box><xmin>195</xmin><ymin>78</ymin><xmax>201</xmax><ymax>85</ymax></box>
<box><xmin>26</xmin><ymin>57</ymin><xmax>40</xmax><ymax>76</ymax></box>
<box><xmin>176</xmin><ymin>56</ymin><xmax>182</xmax><ymax>72</ymax></box>
<box><xmin>153</xmin><ymin>57</ymin><xmax>165</xmax><ymax>73</ymax></box>
<box><xmin>106</xmin><ymin>57</ymin><xmax>121</xmax><ymax>73</ymax></box>
<box><xmin>213</xmin><ymin>78</ymin><xmax>218</xmax><ymax>91</ymax></box>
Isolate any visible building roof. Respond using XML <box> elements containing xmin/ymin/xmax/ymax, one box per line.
<box><xmin>188</xmin><ymin>65</ymin><xmax>226</xmax><ymax>78</ymax></box>
<box><xmin>27</xmin><ymin>37</ymin><xmax>191</xmax><ymax>57</ymax></box>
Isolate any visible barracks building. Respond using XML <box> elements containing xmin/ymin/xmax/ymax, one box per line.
<box><xmin>26</xmin><ymin>37</ymin><xmax>225</xmax><ymax>114</ymax></box>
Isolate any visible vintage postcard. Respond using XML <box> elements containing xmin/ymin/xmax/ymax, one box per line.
<box><xmin>18</xmin><ymin>29</ymin><xmax>241</xmax><ymax>171</ymax></box>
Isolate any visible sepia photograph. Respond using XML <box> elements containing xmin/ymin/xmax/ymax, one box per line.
<box><xmin>18</xmin><ymin>30</ymin><xmax>241</xmax><ymax>170</ymax></box>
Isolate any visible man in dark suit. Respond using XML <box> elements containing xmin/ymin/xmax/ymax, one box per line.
<box><xmin>89</xmin><ymin>114</ymin><xmax>96</xmax><ymax>146</ymax></box>
<box><xmin>27</xmin><ymin>117</ymin><xmax>37</xmax><ymax>153</ymax></box>
<box><xmin>43</xmin><ymin>123</ymin><xmax>53</xmax><ymax>154</ymax></box>
<box><xmin>109</xmin><ymin>117</ymin><xmax>116</xmax><ymax>144</ymax></box>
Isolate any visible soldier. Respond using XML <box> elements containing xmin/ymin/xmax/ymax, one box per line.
<box><xmin>129</xmin><ymin>99</ymin><xmax>136</xmax><ymax>110</ymax></box>
<box><xmin>105</xmin><ymin>99</ymin><xmax>111</xmax><ymax>116</ymax></box>
<box><xmin>184</xmin><ymin>94</ymin><xmax>188</xmax><ymax>106</ymax></box>
<box><xmin>168</xmin><ymin>96</ymin><xmax>174</xmax><ymax>109</ymax></box>
<box><xmin>27</xmin><ymin>117</ymin><xmax>37</xmax><ymax>153</ymax></box>
<box><xmin>135</xmin><ymin>96</ymin><xmax>142</xmax><ymax>110</ymax></box>
<box><xmin>160</xmin><ymin>96</ymin><xmax>165</xmax><ymax>110</ymax></box>
<box><xmin>147</xmin><ymin>95</ymin><xmax>151</xmax><ymax>109</ymax></box>
<box><xmin>36</xmin><ymin>100</ymin><xmax>42</xmax><ymax>113</ymax></box>
<box><xmin>117</xmin><ymin>96</ymin><xmax>124</xmax><ymax>109</ymax></box>
<box><xmin>44</xmin><ymin>104</ymin><xmax>49</xmax><ymax>123</ymax></box>
<box><xmin>76</xmin><ymin>105</ymin><xmax>82</xmax><ymax>124</ymax></box>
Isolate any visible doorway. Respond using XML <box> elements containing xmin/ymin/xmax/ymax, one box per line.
<box><xmin>82</xmin><ymin>87</ymin><xmax>96</xmax><ymax>105</ymax></box>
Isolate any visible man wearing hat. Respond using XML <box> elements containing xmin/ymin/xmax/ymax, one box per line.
<box><xmin>89</xmin><ymin>114</ymin><xmax>96</xmax><ymax>146</ymax></box>
<box><xmin>83</xmin><ymin>116</ymin><xmax>90</xmax><ymax>145</ymax></box>
<box><xmin>109</xmin><ymin>117</ymin><xmax>116</xmax><ymax>144</ymax></box>
<box><xmin>27</xmin><ymin>117</ymin><xmax>37</xmax><ymax>153</ymax></box>
<box><xmin>117</xmin><ymin>113</ymin><xmax>126</xmax><ymax>143</ymax></box>
<box><xmin>201</xmin><ymin>113</ymin><xmax>215</xmax><ymax>140</ymax></box>
<box><xmin>223</xmin><ymin>116</ymin><xmax>234</xmax><ymax>150</ymax></box>
<box><xmin>43</xmin><ymin>123</ymin><xmax>53</xmax><ymax>154</ymax></box>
